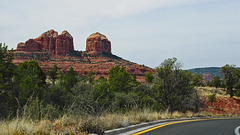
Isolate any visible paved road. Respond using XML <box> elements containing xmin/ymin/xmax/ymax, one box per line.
<box><xmin>132</xmin><ymin>118</ymin><xmax>240</xmax><ymax>135</ymax></box>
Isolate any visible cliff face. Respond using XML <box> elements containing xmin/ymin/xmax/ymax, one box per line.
<box><xmin>16</xmin><ymin>30</ymin><xmax>74</xmax><ymax>55</ymax></box>
<box><xmin>86</xmin><ymin>32</ymin><xmax>111</xmax><ymax>56</ymax></box>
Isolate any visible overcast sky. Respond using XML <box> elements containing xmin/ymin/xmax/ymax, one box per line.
<box><xmin>1</xmin><ymin>0</ymin><xmax>240</xmax><ymax>69</ymax></box>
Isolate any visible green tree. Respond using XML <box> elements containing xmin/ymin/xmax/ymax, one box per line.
<box><xmin>191</xmin><ymin>73</ymin><xmax>203</xmax><ymax>86</ymax></box>
<box><xmin>15</xmin><ymin>60</ymin><xmax>46</xmax><ymax>105</ymax></box>
<box><xmin>108</xmin><ymin>65</ymin><xmax>134</xmax><ymax>93</ymax></box>
<box><xmin>59</xmin><ymin>67</ymin><xmax>78</xmax><ymax>92</ymax></box>
<box><xmin>145</xmin><ymin>71</ymin><xmax>154</xmax><ymax>83</ymax></box>
<box><xmin>132</xmin><ymin>73</ymin><xmax>141</xmax><ymax>86</ymax></box>
<box><xmin>46</xmin><ymin>65</ymin><xmax>58</xmax><ymax>85</ymax></box>
<box><xmin>210</xmin><ymin>76</ymin><xmax>222</xmax><ymax>88</ymax></box>
<box><xmin>147</xmin><ymin>58</ymin><xmax>199</xmax><ymax>112</ymax></box>
<box><xmin>0</xmin><ymin>43</ymin><xmax>17</xmax><ymax>117</ymax></box>
<box><xmin>221</xmin><ymin>64</ymin><xmax>239</xmax><ymax>97</ymax></box>
<box><xmin>0</xmin><ymin>43</ymin><xmax>16</xmax><ymax>89</ymax></box>
<box><xmin>48</xmin><ymin>67</ymin><xmax>79</xmax><ymax>111</ymax></box>
<box><xmin>70</xmin><ymin>81</ymin><xmax>96</xmax><ymax>115</ymax></box>
<box><xmin>48</xmin><ymin>82</ymin><xmax>69</xmax><ymax>110</ymax></box>
<box><xmin>234</xmin><ymin>69</ymin><xmax>240</xmax><ymax>97</ymax></box>
<box><xmin>108</xmin><ymin>65</ymin><xmax>142</xmax><ymax>111</ymax></box>
<box><xmin>87</xmin><ymin>70</ymin><xmax>95</xmax><ymax>83</ymax></box>
<box><xmin>93</xmin><ymin>76</ymin><xmax>115</xmax><ymax>114</ymax></box>
<box><xmin>66</xmin><ymin>67</ymin><xmax>78</xmax><ymax>89</ymax></box>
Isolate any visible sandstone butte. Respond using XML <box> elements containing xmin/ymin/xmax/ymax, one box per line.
<box><xmin>13</xmin><ymin>30</ymin><xmax>154</xmax><ymax>83</ymax></box>
<box><xmin>16</xmin><ymin>29</ymin><xmax>74</xmax><ymax>55</ymax></box>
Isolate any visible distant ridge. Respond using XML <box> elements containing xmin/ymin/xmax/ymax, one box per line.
<box><xmin>188</xmin><ymin>67</ymin><xmax>240</xmax><ymax>78</ymax></box>
<box><xmin>188</xmin><ymin>67</ymin><xmax>222</xmax><ymax>77</ymax></box>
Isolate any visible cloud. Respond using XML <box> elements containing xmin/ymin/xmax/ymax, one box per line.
<box><xmin>1</xmin><ymin>0</ymin><xmax>214</xmax><ymax>28</ymax></box>
<box><xmin>0</xmin><ymin>0</ymin><xmax>214</xmax><ymax>46</ymax></box>
<box><xmin>40</xmin><ymin>0</ymin><xmax>212</xmax><ymax>20</ymax></box>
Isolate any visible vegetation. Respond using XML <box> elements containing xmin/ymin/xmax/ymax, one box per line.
<box><xmin>188</xmin><ymin>67</ymin><xmax>223</xmax><ymax>77</ymax></box>
<box><xmin>221</xmin><ymin>64</ymin><xmax>240</xmax><ymax>97</ymax></box>
<box><xmin>191</xmin><ymin>73</ymin><xmax>203</xmax><ymax>87</ymax></box>
<box><xmin>87</xmin><ymin>70</ymin><xmax>95</xmax><ymax>83</ymax></box>
<box><xmin>46</xmin><ymin>65</ymin><xmax>58</xmax><ymax>84</ymax></box>
<box><xmin>209</xmin><ymin>76</ymin><xmax>223</xmax><ymax>88</ymax></box>
<box><xmin>1</xmin><ymin>43</ymin><xmax>240</xmax><ymax>134</ymax></box>
<box><xmin>0</xmin><ymin>43</ymin><xmax>17</xmax><ymax>117</ymax></box>
<box><xmin>144</xmin><ymin>71</ymin><xmax>154</xmax><ymax>83</ymax></box>
<box><xmin>145</xmin><ymin>58</ymin><xmax>200</xmax><ymax>112</ymax></box>
<box><xmin>208</xmin><ymin>93</ymin><xmax>217</xmax><ymax>105</ymax></box>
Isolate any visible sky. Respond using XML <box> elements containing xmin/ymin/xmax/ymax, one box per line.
<box><xmin>1</xmin><ymin>0</ymin><xmax>240</xmax><ymax>69</ymax></box>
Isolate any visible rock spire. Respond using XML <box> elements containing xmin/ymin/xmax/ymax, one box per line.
<box><xmin>86</xmin><ymin>32</ymin><xmax>111</xmax><ymax>56</ymax></box>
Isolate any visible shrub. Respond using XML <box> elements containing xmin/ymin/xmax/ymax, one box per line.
<box><xmin>208</xmin><ymin>93</ymin><xmax>217</xmax><ymax>105</ymax></box>
<box><xmin>23</xmin><ymin>97</ymin><xmax>62</xmax><ymax>120</ymax></box>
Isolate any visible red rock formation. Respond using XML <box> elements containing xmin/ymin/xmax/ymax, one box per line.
<box><xmin>14</xmin><ymin>30</ymin><xmax>154</xmax><ymax>83</ymax></box>
<box><xmin>16</xmin><ymin>29</ymin><xmax>74</xmax><ymax>55</ymax></box>
<box><xmin>86</xmin><ymin>32</ymin><xmax>111</xmax><ymax>56</ymax></box>
<box><xmin>55</xmin><ymin>30</ymin><xmax>74</xmax><ymax>55</ymax></box>
<box><xmin>16</xmin><ymin>42</ymin><xmax>26</xmax><ymax>51</ymax></box>
<box><xmin>34</xmin><ymin>29</ymin><xmax>58</xmax><ymax>54</ymax></box>
<box><xmin>25</xmin><ymin>39</ymin><xmax>40</xmax><ymax>52</ymax></box>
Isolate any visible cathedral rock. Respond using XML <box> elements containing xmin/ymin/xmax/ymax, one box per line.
<box><xmin>14</xmin><ymin>30</ymin><xmax>154</xmax><ymax>83</ymax></box>
<box><xmin>16</xmin><ymin>29</ymin><xmax>74</xmax><ymax>55</ymax></box>
<box><xmin>86</xmin><ymin>32</ymin><xmax>111</xmax><ymax>56</ymax></box>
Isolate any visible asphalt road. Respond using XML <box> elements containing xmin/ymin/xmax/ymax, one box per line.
<box><xmin>132</xmin><ymin>118</ymin><xmax>240</xmax><ymax>135</ymax></box>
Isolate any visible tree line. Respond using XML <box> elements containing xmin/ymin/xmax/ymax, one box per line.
<box><xmin>0</xmin><ymin>43</ymin><xmax>239</xmax><ymax>119</ymax></box>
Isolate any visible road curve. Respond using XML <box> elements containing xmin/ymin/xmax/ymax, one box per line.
<box><xmin>132</xmin><ymin>118</ymin><xmax>240</xmax><ymax>135</ymax></box>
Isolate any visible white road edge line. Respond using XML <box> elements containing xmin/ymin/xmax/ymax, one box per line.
<box><xmin>235</xmin><ymin>126</ymin><xmax>240</xmax><ymax>135</ymax></box>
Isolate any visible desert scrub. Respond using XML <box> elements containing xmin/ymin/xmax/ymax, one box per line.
<box><xmin>0</xmin><ymin>118</ymin><xmax>54</xmax><ymax>135</ymax></box>
<box><xmin>0</xmin><ymin>109</ymin><xmax>213</xmax><ymax>135</ymax></box>
<box><xmin>208</xmin><ymin>93</ymin><xmax>217</xmax><ymax>105</ymax></box>
<box><xmin>0</xmin><ymin>117</ymin><xmax>89</xmax><ymax>135</ymax></box>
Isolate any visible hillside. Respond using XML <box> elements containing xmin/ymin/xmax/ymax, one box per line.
<box><xmin>189</xmin><ymin>67</ymin><xmax>240</xmax><ymax>82</ymax></box>
<box><xmin>197</xmin><ymin>87</ymin><xmax>240</xmax><ymax>115</ymax></box>
<box><xmin>13</xmin><ymin>30</ymin><xmax>154</xmax><ymax>83</ymax></box>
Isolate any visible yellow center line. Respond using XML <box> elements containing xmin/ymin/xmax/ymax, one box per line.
<box><xmin>131</xmin><ymin>118</ymin><xmax>237</xmax><ymax>135</ymax></box>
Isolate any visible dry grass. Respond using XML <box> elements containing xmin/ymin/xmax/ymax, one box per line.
<box><xmin>196</xmin><ymin>86</ymin><xmax>227</xmax><ymax>97</ymax></box>
<box><xmin>0</xmin><ymin>109</ymin><xmax>199</xmax><ymax>135</ymax></box>
<box><xmin>1</xmin><ymin>108</ymin><xmax>238</xmax><ymax>134</ymax></box>
<box><xmin>0</xmin><ymin>118</ymin><xmax>55</xmax><ymax>135</ymax></box>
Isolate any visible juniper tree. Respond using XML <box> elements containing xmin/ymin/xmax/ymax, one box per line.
<box><xmin>147</xmin><ymin>58</ymin><xmax>199</xmax><ymax>112</ymax></box>
<box><xmin>221</xmin><ymin>64</ymin><xmax>239</xmax><ymax>97</ymax></box>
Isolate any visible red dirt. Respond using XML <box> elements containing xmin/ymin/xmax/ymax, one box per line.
<box><xmin>201</xmin><ymin>96</ymin><xmax>240</xmax><ymax>115</ymax></box>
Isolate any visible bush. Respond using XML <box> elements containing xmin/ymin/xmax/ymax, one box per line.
<box><xmin>69</xmin><ymin>81</ymin><xmax>97</xmax><ymax>115</ymax></box>
<box><xmin>22</xmin><ymin>97</ymin><xmax>61</xmax><ymax>120</ymax></box>
<box><xmin>208</xmin><ymin>94</ymin><xmax>216</xmax><ymax>105</ymax></box>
